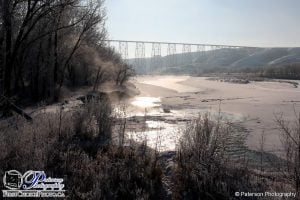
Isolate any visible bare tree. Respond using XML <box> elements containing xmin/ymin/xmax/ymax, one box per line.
<box><xmin>0</xmin><ymin>0</ymin><xmax>111</xmax><ymax>101</ymax></box>
<box><xmin>115</xmin><ymin>63</ymin><xmax>134</xmax><ymax>86</ymax></box>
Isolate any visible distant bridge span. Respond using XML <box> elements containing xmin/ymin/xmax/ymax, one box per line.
<box><xmin>104</xmin><ymin>39</ymin><xmax>259</xmax><ymax>59</ymax></box>
<box><xmin>105</xmin><ymin>39</ymin><xmax>256</xmax><ymax>48</ymax></box>
<box><xmin>103</xmin><ymin>39</ymin><xmax>260</xmax><ymax>74</ymax></box>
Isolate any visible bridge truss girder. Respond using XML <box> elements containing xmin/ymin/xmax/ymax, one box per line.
<box><xmin>106</xmin><ymin>40</ymin><xmax>257</xmax><ymax>70</ymax></box>
<box><xmin>118</xmin><ymin>41</ymin><xmax>128</xmax><ymax>59</ymax></box>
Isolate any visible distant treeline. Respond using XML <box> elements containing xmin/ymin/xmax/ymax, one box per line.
<box><xmin>0</xmin><ymin>0</ymin><xmax>133</xmax><ymax>103</ymax></box>
<box><xmin>257</xmin><ymin>63</ymin><xmax>300</xmax><ymax>80</ymax></box>
<box><xmin>203</xmin><ymin>63</ymin><xmax>300</xmax><ymax>80</ymax></box>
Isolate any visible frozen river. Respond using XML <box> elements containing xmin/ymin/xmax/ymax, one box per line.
<box><xmin>119</xmin><ymin>75</ymin><xmax>300</xmax><ymax>155</ymax></box>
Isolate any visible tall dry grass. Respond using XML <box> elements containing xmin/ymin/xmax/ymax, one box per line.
<box><xmin>275</xmin><ymin>112</ymin><xmax>300</xmax><ymax>198</ymax></box>
<box><xmin>0</xmin><ymin>98</ymin><xmax>163</xmax><ymax>199</ymax></box>
<box><xmin>173</xmin><ymin>113</ymin><xmax>271</xmax><ymax>200</ymax></box>
<box><xmin>1</xmin><ymin>100</ymin><xmax>299</xmax><ymax>199</ymax></box>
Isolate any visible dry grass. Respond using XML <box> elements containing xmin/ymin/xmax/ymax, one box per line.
<box><xmin>1</xmin><ymin>101</ymin><xmax>299</xmax><ymax>199</ymax></box>
<box><xmin>275</xmin><ymin>111</ymin><xmax>300</xmax><ymax>198</ymax></box>
<box><xmin>173</xmin><ymin>113</ymin><xmax>296</xmax><ymax>200</ymax></box>
<box><xmin>0</xmin><ymin>98</ymin><xmax>163</xmax><ymax>200</ymax></box>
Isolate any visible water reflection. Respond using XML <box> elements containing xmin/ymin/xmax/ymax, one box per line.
<box><xmin>131</xmin><ymin>97</ymin><xmax>161</xmax><ymax>108</ymax></box>
<box><xmin>124</xmin><ymin>96</ymin><xmax>246</xmax><ymax>152</ymax></box>
<box><xmin>128</xmin><ymin>121</ymin><xmax>184</xmax><ymax>152</ymax></box>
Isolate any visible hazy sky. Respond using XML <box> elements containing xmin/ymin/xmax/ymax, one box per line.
<box><xmin>106</xmin><ymin>0</ymin><xmax>300</xmax><ymax>47</ymax></box>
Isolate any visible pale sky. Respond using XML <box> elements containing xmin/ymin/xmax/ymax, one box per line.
<box><xmin>105</xmin><ymin>0</ymin><xmax>300</xmax><ymax>47</ymax></box>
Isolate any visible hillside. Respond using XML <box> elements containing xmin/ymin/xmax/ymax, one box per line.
<box><xmin>129</xmin><ymin>47</ymin><xmax>300</xmax><ymax>74</ymax></box>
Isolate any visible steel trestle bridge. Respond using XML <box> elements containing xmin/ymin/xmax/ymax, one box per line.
<box><xmin>104</xmin><ymin>39</ymin><xmax>258</xmax><ymax>59</ymax></box>
<box><xmin>104</xmin><ymin>39</ymin><xmax>259</xmax><ymax>74</ymax></box>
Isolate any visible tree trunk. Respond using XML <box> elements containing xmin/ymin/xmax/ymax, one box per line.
<box><xmin>2</xmin><ymin>1</ymin><xmax>13</xmax><ymax>96</ymax></box>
